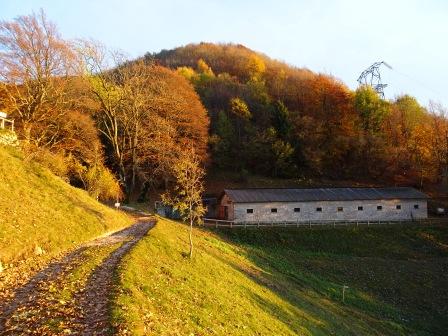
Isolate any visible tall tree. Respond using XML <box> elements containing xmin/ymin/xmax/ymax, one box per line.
<box><xmin>0</xmin><ymin>11</ymin><xmax>110</xmax><ymax>190</ymax></box>
<box><xmin>210</xmin><ymin>110</ymin><xmax>236</xmax><ymax>168</ymax></box>
<box><xmin>81</xmin><ymin>42</ymin><xmax>209</xmax><ymax>199</ymax></box>
<box><xmin>0</xmin><ymin>10</ymin><xmax>79</xmax><ymax>145</ymax></box>
<box><xmin>428</xmin><ymin>102</ymin><xmax>448</xmax><ymax>184</ymax></box>
<box><xmin>247</xmin><ymin>54</ymin><xmax>266</xmax><ymax>81</ymax></box>
<box><xmin>354</xmin><ymin>86</ymin><xmax>390</xmax><ymax>134</ymax></box>
<box><xmin>272</xmin><ymin>100</ymin><xmax>292</xmax><ymax>140</ymax></box>
<box><xmin>80</xmin><ymin>42</ymin><xmax>129</xmax><ymax>190</ymax></box>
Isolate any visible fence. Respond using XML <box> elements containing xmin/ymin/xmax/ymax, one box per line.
<box><xmin>202</xmin><ymin>217</ymin><xmax>448</xmax><ymax>229</ymax></box>
<box><xmin>0</xmin><ymin>115</ymin><xmax>14</xmax><ymax>131</ymax></box>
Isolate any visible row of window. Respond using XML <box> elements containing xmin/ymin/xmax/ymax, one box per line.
<box><xmin>246</xmin><ymin>204</ymin><xmax>420</xmax><ymax>214</ymax></box>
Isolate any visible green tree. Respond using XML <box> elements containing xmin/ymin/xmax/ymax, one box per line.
<box><xmin>230</xmin><ymin>97</ymin><xmax>251</xmax><ymax>119</ymax></box>
<box><xmin>272</xmin><ymin>100</ymin><xmax>292</xmax><ymax>140</ymax></box>
<box><xmin>394</xmin><ymin>95</ymin><xmax>426</xmax><ymax>135</ymax></box>
<box><xmin>354</xmin><ymin>86</ymin><xmax>390</xmax><ymax>134</ymax></box>
<box><xmin>210</xmin><ymin>111</ymin><xmax>236</xmax><ymax>168</ymax></box>
<box><xmin>162</xmin><ymin>148</ymin><xmax>206</xmax><ymax>259</ymax></box>
<box><xmin>272</xmin><ymin>139</ymin><xmax>297</xmax><ymax>177</ymax></box>
<box><xmin>246</xmin><ymin>127</ymin><xmax>297</xmax><ymax>177</ymax></box>
<box><xmin>229</xmin><ymin>97</ymin><xmax>251</xmax><ymax>150</ymax></box>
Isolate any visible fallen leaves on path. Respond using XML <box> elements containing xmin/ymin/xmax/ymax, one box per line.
<box><xmin>0</xmin><ymin>218</ymin><xmax>154</xmax><ymax>335</ymax></box>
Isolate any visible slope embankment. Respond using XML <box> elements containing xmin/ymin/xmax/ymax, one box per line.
<box><xmin>0</xmin><ymin>146</ymin><xmax>133</xmax><ymax>271</ymax></box>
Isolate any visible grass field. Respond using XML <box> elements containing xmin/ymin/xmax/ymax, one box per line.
<box><xmin>113</xmin><ymin>218</ymin><xmax>448</xmax><ymax>335</ymax></box>
<box><xmin>0</xmin><ymin>146</ymin><xmax>133</xmax><ymax>267</ymax></box>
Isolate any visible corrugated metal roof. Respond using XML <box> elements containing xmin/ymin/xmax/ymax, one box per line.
<box><xmin>224</xmin><ymin>187</ymin><xmax>428</xmax><ymax>203</ymax></box>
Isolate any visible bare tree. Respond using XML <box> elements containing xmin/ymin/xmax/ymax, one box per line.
<box><xmin>79</xmin><ymin>41</ymin><xmax>209</xmax><ymax>200</ymax></box>
<box><xmin>0</xmin><ymin>9</ymin><xmax>78</xmax><ymax>146</ymax></box>
<box><xmin>162</xmin><ymin>148</ymin><xmax>206</xmax><ymax>259</ymax></box>
<box><xmin>78</xmin><ymin>41</ymin><xmax>130</xmax><ymax>190</ymax></box>
<box><xmin>80</xmin><ymin>42</ymin><xmax>160</xmax><ymax>196</ymax></box>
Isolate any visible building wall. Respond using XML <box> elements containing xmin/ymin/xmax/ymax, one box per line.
<box><xmin>220</xmin><ymin>194</ymin><xmax>235</xmax><ymax>220</ymax></box>
<box><xmin>229</xmin><ymin>199</ymin><xmax>427</xmax><ymax>223</ymax></box>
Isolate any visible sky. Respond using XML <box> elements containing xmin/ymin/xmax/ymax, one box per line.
<box><xmin>1</xmin><ymin>0</ymin><xmax>447</xmax><ymax>107</ymax></box>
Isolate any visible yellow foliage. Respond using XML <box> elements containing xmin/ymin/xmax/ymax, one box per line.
<box><xmin>176</xmin><ymin>66</ymin><xmax>197</xmax><ymax>81</ymax></box>
<box><xmin>197</xmin><ymin>58</ymin><xmax>214</xmax><ymax>76</ymax></box>
<box><xmin>247</xmin><ymin>54</ymin><xmax>266</xmax><ymax>79</ymax></box>
<box><xmin>84</xmin><ymin>164</ymin><xmax>123</xmax><ymax>201</ymax></box>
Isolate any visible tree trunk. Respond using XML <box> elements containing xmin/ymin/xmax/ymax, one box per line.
<box><xmin>130</xmin><ymin>132</ymin><xmax>138</xmax><ymax>197</ymax></box>
<box><xmin>22</xmin><ymin>123</ymin><xmax>32</xmax><ymax>144</ymax></box>
<box><xmin>189</xmin><ymin>217</ymin><xmax>193</xmax><ymax>259</ymax></box>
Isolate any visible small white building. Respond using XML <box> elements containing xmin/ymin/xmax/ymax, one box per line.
<box><xmin>218</xmin><ymin>187</ymin><xmax>428</xmax><ymax>223</ymax></box>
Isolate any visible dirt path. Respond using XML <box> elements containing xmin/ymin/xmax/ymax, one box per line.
<box><xmin>0</xmin><ymin>217</ymin><xmax>155</xmax><ymax>335</ymax></box>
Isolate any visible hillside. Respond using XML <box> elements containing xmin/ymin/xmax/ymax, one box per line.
<box><xmin>0</xmin><ymin>146</ymin><xmax>133</xmax><ymax>268</ymax></box>
<box><xmin>112</xmin><ymin>218</ymin><xmax>448</xmax><ymax>335</ymax></box>
<box><xmin>148</xmin><ymin>42</ymin><xmax>447</xmax><ymax>192</ymax></box>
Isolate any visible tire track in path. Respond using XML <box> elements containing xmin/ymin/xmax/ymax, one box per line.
<box><xmin>0</xmin><ymin>217</ymin><xmax>155</xmax><ymax>335</ymax></box>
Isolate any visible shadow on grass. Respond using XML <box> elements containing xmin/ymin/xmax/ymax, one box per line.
<box><xmin>55</xmin><ymin>189</ymin><xmax>107</xmax><ymax>222</ymax></box>
<box><xmin>207</xmin><ymin>246</ymin><xmax>406</xmax><ymax>335</ymax></box>
<box><xmin>205</xmin><ymin>225</ymin><xmax>448</xmax><ymax>336</ymax></box>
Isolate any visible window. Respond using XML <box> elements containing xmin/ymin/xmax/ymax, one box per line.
<box><xmin>246</xmin><ymin>209</ymin><xmax>253</xmax><ymax>214</ymax></box>
<box><xmin>414</xmin><ymin>204</ymin><xmax>419</xmax><ymax>209</ymax></box>
<box><xmin>337</xmin><ymin>207</ymin><xmax>343</xmax><ymax>212</ymax></box>
<box><xmin>271</xmin><ymin>208</ymin><xmax>277</xmax><ymax>213</ymax></box>
<box><xmin>316</xmin><ymin>207</ymin><xmax>322</xmax><ymax>212</ymax></box>
<box><xmin>377</xmin><ymin>205</ymin><xmax>383</xmax><ymax>211</ymax></box>
<box><xmin>358</xmin><ymin>206</ymin><xmax>364</xmax><ymax>211</ymax></box>
<box><xmin>396</xmin><ymin>205</ymin><xmax>401</xmax><ymax>210</ymax></box>
<box><xmin>294</xmin><ymin>207</ymin><xmax>301</xmax><ymax>213</ymax></box>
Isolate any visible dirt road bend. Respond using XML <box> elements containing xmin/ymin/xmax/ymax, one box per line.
<box><xmin>0</xmin><ymin>217</ymin><xmax>155</xmax><ymax>335</ymax></box>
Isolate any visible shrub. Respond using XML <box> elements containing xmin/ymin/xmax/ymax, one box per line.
<box><xmin>28</xmin><ymin>147</ymin><xmax>70</xmax><ymax>181</ymax></box>
<box><xmin>0</xmin><ymin>129</ymin><xmax>19</xmax><ymax>147</ymax></box>
<box><xmin>84</xmin><ymin>164</ymin><xmax>122</xmax><ymax>201</ymax></box>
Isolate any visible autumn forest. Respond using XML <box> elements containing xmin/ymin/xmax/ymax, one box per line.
<box><xmin>1</xmin><ymin>11</ymin><xmax>447</xmax><ymax>202</ymax></box>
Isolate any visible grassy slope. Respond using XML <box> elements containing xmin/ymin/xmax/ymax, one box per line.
<box><xmin>114</xmin><ymin>218</ymin><xmax>448</xmax><ymax>336</ymax></box>
<box><xmin>0</xmin><ymin>146</ymin><xmax>133</xmax><ymax>265</ymax></box>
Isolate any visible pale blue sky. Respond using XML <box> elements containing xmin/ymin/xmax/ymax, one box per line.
<box><xmin>1</xmin><ymin>0</ymin><xmax>447</xmax><ymax>107</ymax></box>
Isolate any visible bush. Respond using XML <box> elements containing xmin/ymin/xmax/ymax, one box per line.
<box><xmin>28</xmin><ymin>147</ymin><xmax>70</xmax><ymax>181</ymax></box>
<box><xmin>84</xmin><ymin>164</ymin><xmax>122</xmax><ymax>201</ymax></box>
<box><xmin>0</xmin><ymin>129</ymin><xmax>19</xmax><ymax>147</ymax></box>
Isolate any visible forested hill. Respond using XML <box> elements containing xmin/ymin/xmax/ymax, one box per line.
<box><xmin>2</xmin><ymin>8</ymin><xmax>447</xmax><ymax>205</ymax></box>
<box><xmin>147</xmin><ymin>43</ymin><xmax>447</xmax><ymax>189</ymax></box>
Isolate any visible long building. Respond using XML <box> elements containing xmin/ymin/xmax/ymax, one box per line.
<box><xmin>218</xmin><ymin>187</ymin><xmax>428</xmax><ymax>223</ymax></box>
